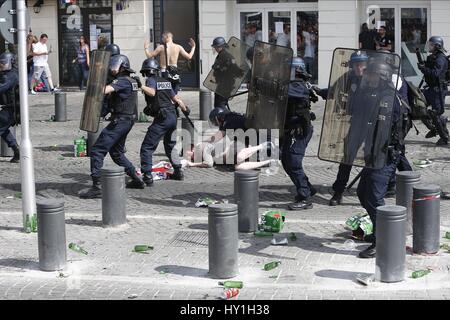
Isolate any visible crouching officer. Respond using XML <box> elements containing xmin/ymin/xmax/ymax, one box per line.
<box><xmin>80</xmin><ymin>54</ymin><xmax>144</xmax><ymax>199</ymax></box>
<box><xmin>418</xmin><ymin>36</ymin><xmax>449</xmax><ymax>145</ymax></box>
<box><xmin>357</xmin><ymin>59</ymin><xmax>405</xmax><ymax>258</ymax></box>
<box><xmin>281</xmin><ymin>57</ymin><xmax>318</xmax><ymax>210</ymax></box>
<box><xmin>137</xmin><ymin>58</ymin><xmax>189</xmax><ymax>187</ymax></box>
<box><xmin>0</xmin><ymin>52</ymin><xmax>20</xmax><ymax>163</ymax></box>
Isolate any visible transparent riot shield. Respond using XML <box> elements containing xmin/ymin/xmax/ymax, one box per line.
<box><xmin>318</xmin><ymin>48</ymin><xmax>401</xmax><ymax>169</ymax></box>
<box><xmin>80</xmin><ymin>50</ymin><xmax>111</xmax><ymax>132</ymax></box>
<box><xmin>203</xmin><ymin>37</ymin><xmax>251</xmax><ymax>98</ymax></box>
<box><xmin>245</xmin><ymin>41</ymin><xmax>293</xmax><ymax>132</ymax></box>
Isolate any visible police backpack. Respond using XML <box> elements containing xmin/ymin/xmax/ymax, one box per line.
<box><xmin>405</xmin><ymin>80</ymin><xmax>428</xmax><ymax>120</ymax></box>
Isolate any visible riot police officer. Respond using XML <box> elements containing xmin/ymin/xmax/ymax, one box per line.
<box><xmin>315</xmin><ymin>51</ymin><xmax>369</xmax><ymax>206</ymax></box>
<box><xmin>418</xmin><ymin>36</ymin><xmax>449</xmax><ymax>145</ymax></box>
<box><xmin>137</xmin><ymin>58</ymin><xmax>189</xmax><ymax>187</ymax></box>
<box><xmin>356</xmin><ymin>59</ymin><xmax>405</xmax><ymax>258</ymax></box>
<box><xmin>101</xmin><ymin>44</ymin><xmax>121</xmax><ymax>119</ymax></box>
<box><xmin>80</xmin><ymin>54</ymin><xmax>144</xmax><ymax>199</ymax></box>
<box><xmin>282</xmin><ymin>57</ymin><xmax>318</xmax><ymax>210</ymax></box>
<box><xmin>0</xmin><ymin>52</ymin><xmax>20</xmax><ymax>163</ymax></box>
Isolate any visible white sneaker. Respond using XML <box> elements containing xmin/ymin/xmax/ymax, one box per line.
<box><xmin>51</xmin><ymin>87</ymin><xmax>62</xmax><ymax>94</ymax></box>
<box><xmin>30</xmin><ymin>90</ymin><xmax>37</xmax><ymax>95</ymax></box>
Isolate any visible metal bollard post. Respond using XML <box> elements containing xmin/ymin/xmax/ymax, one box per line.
<box><xmin>208</xmin><ymin>203</ymin><xmax>239</xmax><ymax>279</ymax></box>
<box><xmin>199</xmin><ymin>89</ymin><xmax>212</xmax><ymax>121</ymax></box>
<box><xmin>396</xmin><ymin>171</ymin><xmax>421</xmax><ymax>235</ymax></box>
<box><xmin>54</xmin><ymin>92</ymin><xmax>67</xmax><ymax>122</ymax></box>
<box><xmin>101</xmin><ymin>167</ymin><xmax>126</xmax><ymax>227</ymax></box>
<box><xmin>37</xmin><ymin>199</ymin><xmax>67</xmax><ymax>271</ymax></box>
<box><xmin>87</xmin><ymin>121</ymin><xmax>103</xmax><ymax>157</ymax></box>
<box><xmin>413</xmin><ymin>184</ymin><xmax>441</xmax><ymax>254</ymax></box>
<box><xmin>234</xmin><ymin>170</ymin><xmax>259</xmax><ymax>233</ymax></box>
<box><xmin>0</xmin><ymin>127</ymin><xmax>15</xmax><ymax>157</ymax></box>
<box><xmin>375</xmin><ymin>205</ymin><xmax>406</xmax><ymax>283</ymax></box>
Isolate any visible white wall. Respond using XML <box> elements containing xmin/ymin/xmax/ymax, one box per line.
<box><xmin>318</xmin><ymin>0</ymin><xmax>359</xmax><ymax>86</ymax></box>
<box><xmin>28</xmin><ymin>0</ymin><xmax>59</xmax><ymax>85</ymax></box>
<box><xmin>430</xmin><ymin>0</ymin><xmax>450</xmax><ymax>49</ymax></box>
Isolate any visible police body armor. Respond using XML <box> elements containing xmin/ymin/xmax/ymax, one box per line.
<box><xmin>143</xmin><ymin>76</ymin><xmax>175</xmax><ymax>119</ymax></box>
<box><xmin>424</xmin><ymin>52</ymin><xmax>448</xmax><ymax>88</ymax></box>
<box><xmin>0</xmin><ymin>73</ymin><xmax>20</xmax><ymax>125</ymax></box>
<box><xmin>110</xmin><ymin>76</ymin><xmax>139</xmax><ymax>118</ymax></box>
<box><xmin>285</xmin><ymin>81</ymin><xmax>313</xmax><ymax>136</ymax></box>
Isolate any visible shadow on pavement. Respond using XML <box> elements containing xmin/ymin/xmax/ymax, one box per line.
<box><xmin>154</xmin><ymin>265</ymin><xmax>209</xmax><ymax>278</ymax></box>
<box><xmin>1</xmin><ymin>182</ymin><xmax>86</xmax><ymax>198</ymax></box>
<box><xmin>65</xmin><ymin>218</ymin><xmax>103</xmax><ymax>228</ymax></box>
<box><xmin>315</xmin><ymin>269</ymin><xmax>373</xmax><ymax>283</ymax></box>
<box><xmin>133</xmin><ymin>197</ymin><xmax>189</xmax><ymax>208</ymax></box>
<box><xmin>188</xmin><ymin>223</ymin><xmax>208</xmax><ymax>230</ymax></box>
<box><xmin>35</xmin><ymin>145</ymin><xmax>73</xmax><ymax>152</ymax></box>
<box><xmin>0</xmin><ymin>258</ymin><xmax>40</xmax><ymax>271</ymax></box>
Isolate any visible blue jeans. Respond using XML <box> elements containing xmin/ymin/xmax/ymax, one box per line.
<box><xmin>78</xmin><ymin>63</ymin><xmax>89</xmax><ymax>90</ymax></box>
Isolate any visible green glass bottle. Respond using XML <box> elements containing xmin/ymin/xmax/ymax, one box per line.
<box><xmin>440</xmin><ymin>243</ymin><xmax>450</xmax><ymax>252</ymax></box>
<box><xmin>254</xmin><ymin>231</ymin><xmax>273</xmax><ymax>237</ymax></box>
<box><xmin>289</xmin><ymin>233</ymin><xmax>297</xmax><ymax>241</ymax></box>
<box><xmin>31</xmin><ymin>215</ymin><xmax>37</xmax><ymax>233</ymax></box>
<box><xmin>411</xmin><ymin>269</ymin><xmax>431</xmax><ymax>279</ymax></box>
<box><xmin>218</xmin><ymin>281</ymin><xmax>244</xmax><ymax>289</ymax></box>
<box><xmin>263</xmin><ymin>261</ymin><xmax>281</xmax><ymax>271</ymax></box>
<box><xmin>133</xmin><ymin>245</ymin><xmax>154</xmax><ymax>253</ymax></box>
<box><xmin>69</xmin><ymin>243</ymin><xmax>88</xmax><ymax>255</ymax></box>
<box><xmin>24</xmin><ymin>215</ymin><xmax>32</xmax><ymax>233</ymax></box>
<box><xmin>445</xmin><ymin>232</ymin><xmax>450</xmax><ymax>240</ymax></box>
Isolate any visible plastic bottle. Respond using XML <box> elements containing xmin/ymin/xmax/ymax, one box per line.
<box><xmin>411</xmin><ymin>269</ymin><xmax>431</xmax><ymax>278</ymax></box>
<box><xmin>222</xmin><ymin>288</ymin><xmax>239</xmax><ymax>299</ymax></box>
<box><xmin>68</xmin><ymin>243</ymin><xmax>88</xmax><ymax>255</ymax></box>
<box><xmin>263</xmin><ymin>261</ymin><xmax>281</xmax><ymax>271</ymax></box>
<box><xmin>218</xmin><ymin>281</ymin><xmax>244</xmax><ymax>289</ymax></box>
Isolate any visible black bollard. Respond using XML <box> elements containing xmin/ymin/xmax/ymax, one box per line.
<box><xmin>234</xmin><ymin>170</ymin><xmax>259</xmax><ymax>233</ymax></box>
<box><xmin>54</xmin><ymin>92</ymin><xmax>67</xmax><ymax>122</ymax></box>
<box><xmin>375</xmin><ymin>205</ymin><xmax>406</xmax><ymax>283</ymax></box>
<box><xmin>0</xmin><ymin>127</ymin><xmax>15</xmax><ymax>157</ymax></box>
<box><xmin>199</xmin><ymin>89</ymin><xmax>212</xmax><ymax>121</ymax></box>
<box><xmin>181</xmin><ymin>118</ymin><xmax>195</xmax><ymax>145</ymax></box>
<box><xmin>396</xmin><ymin>171</ymin><xmax>421</xmax><ymax>235</ymax></box>
<box><xmin>101</xmin><ymin>167</ymin><xmax>126</xmax><ymax>227</ymax></box>
<box><xmin>413</xmin><ymin>185</ymin><xmax>441</xmax><ymax>254</ymax></box>
<box><xmin>87</xmin><ymin>121</ymin><xmax>103</xmax><ymax>157</ymax></box>
<box><xmin>208</xmin><ymin>203</ymin><xmax>239</xmax><ymax>279</ymax></box>
<box><xmin>37</xmin><ymin>199</ymin><xmax>67</xmax><ymax>271</ymax></box>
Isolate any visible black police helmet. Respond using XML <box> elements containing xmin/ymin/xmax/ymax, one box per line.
<box><xmin>211</xmin><ymin>37</ymin><xmax>227</xmax><ymax>48</ymax></box>
<box><xmin>366</xmin><ymin>58</ymin><xmax>393</xmax><ymax>81</ymax></box>
<box><xmin>109</xmin><ymin>54</ymin><xmax>135</xmax><ymax>75</ymax></box>
<box><xmin>0</xmin><ymin>52</ymin><xmax>16</xmax><ymax>72</ymax></box>
<box><xmin>105</xmin><ymin>43</ymin><xmax>121</xmax><ymax>56</ymax></box>
<box><xmin>208</xmin><ymin>106</ymin><xmax>230</xmax><ymax>127</ymax></box>
<box><xmin>427</xmin><ymin>36</ymin><xmax>446</xmax><ymax>53</ymax></box>
<box><xmin>140</xmin><ymin>58</ymin><xmax>159</xmax><ymax>77</ymax></box>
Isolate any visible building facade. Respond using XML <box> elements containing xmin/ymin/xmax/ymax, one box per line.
<box><xmin>18</xmin><ymin>0</ymin><xmax>450</xmax><ymax>88</ymax></box>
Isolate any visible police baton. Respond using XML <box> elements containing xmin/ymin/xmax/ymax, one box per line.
<box><xmin>346</xmin><ymin>170</ymin><xmax>363</xmax><ymax>190</ymax></box>
<box><xmin>182</xmin><ymin>109</ymin><xmax>200</xmax><ymax>135</ymax></box>
<box><xmin>415</xmin><ymin>48</ymin><xmax>425</xmax><ymax>88</ymax></box>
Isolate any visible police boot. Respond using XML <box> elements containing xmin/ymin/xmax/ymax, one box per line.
<box><xmin>329</xmin><ymin>192</ymin><xmax>343</xmax><ymax>206</ymax></box>
<box><xmin>432</xmin><ymin>116</ymin><xmax>449</xmax><ymax>145</ymax></box>
<box><xmin>358</xmin><ymin>242</ymin><xmax>376</xmax><ymax>259</ymax></box>
<box><xmin>79</xmin><ymin>177</ymin><xmax>102</xmax><ymax>199</ymax></box>
<box><xmin>171</xmin><ymin>166</ymin><xmax>184</xmax><ymax>181</ymax></box>
<box><xmin>126</xmin><ymin>170</ymin><xmax>145</xmax><ymax>189</ymax></box>
<box><xmin>143</xmin><ymin>172</ymin><xmax>154</xmax><ymax>187</ymax></box>
<box><xmin>422</xmin><ymin>118</ymin><xmax>437</xmax><ymax>138</ymax></box>
<box><xmin>288</xmin><ymin>198</ymin><xmax>313</xmax><ymax>210</ymax></box>
<box><xmin>10</xmin><ymin>145</ymin><xmax>20</xmax><ymax>163</ymax></box>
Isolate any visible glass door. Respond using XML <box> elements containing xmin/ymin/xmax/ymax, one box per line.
<box><xmin>296</xmin><ymin>11</ymin><xmax>319</xmax><ymax>83</ymax></box>
<box><xmin>267</xmin><ymin>11</ymin><xmax>291</xmax><ymax>47</ymax></box>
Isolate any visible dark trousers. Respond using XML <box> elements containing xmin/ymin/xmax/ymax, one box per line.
<box><xmin>90</xmin><ymin>117</ymin><xmax>136</xmax><ymax>178</ymax></box>
<box><xmin>0</xmin><ymin>108</ymin><xmax>17</xmax><ymax>148</ymax></box>
<box><xmin>281</xmin><ymin>127</ymin><xmax>315</xmax><ymax>200</ymax></box>
<box><xmin>77</xmin><ymin>63</ymin><xmax>89</xmax><ymax>90</ymax></box>
<box><xmin>332</xmin><ymin>164</ymin><xmax>353</xmax><ymax>193</ymax></box>
<box><xmin>140</xmin><ymin>108</ymin><xmax>180</xmax><ymax>174</ymax></box>
<box><xmin>423</xmin><ymin>86</ymin><xmax>449</xmax><ymax>140</ymax></box>
<box><xmin>357</xmin><ymin>157</ymin><xmax>399</xmax><ymax>239</ymax></box>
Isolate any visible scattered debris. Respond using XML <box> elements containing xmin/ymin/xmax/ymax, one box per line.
<box><xmin>222</xmin><ymin>288</ymin><xmax>239</xmax><ymax>299</ymax></box>
<box><xmin>128</xmin><ymin>294</ymin><xmax>138</xmax><ymax>299</ymax></box>
<box><xmin>411</xmin><ymin>269</ymin><xmax>431</xmax><ymax>279</ymax></box>
<box><xmin>343</xmin><ymin>239</ymin><xmax>356</xmax><ymax>250</ymax></box>
<box><xmin>132</xmin><ymin>245</ymin><xmax>153</xmax><ymax>253</ymax></box>
<box><xmin>254</xmin><ymin>231</ymin><xmax>273</xmax><ymax>237</ymax></box>
<box><xmin>445</xmin><ymin>232</ymin><xmax>450</xmax><ymax>240</ymax></box>
<box><xmin>218</xmin><ymin>281</ymin><xmax>244</xmax><ymax>289</ymax></box>
<box><xmin>356</xmin><ymin>274</ymin><xmax>374</xmax><ymax>286</ymax></box>
<box><xmin>261</xmin><ymin>211</ymin><xmax>285</xmax><ymax>233</ymax></box>
<box><xmin>263</xmin><ymin>261</ymin><xmax>281</xmax><ymax>271</ymax></box>
<box><xmin>195</xmin><ymin>197</ymin><xmax>219</xmax><ymax>208</ymax></box>
<box><xmin>271</xmin><ymin>238</ymin><xmax>288</xmax><ymax>246</ymax></box>
<box><xmin>413</xmin><ymin>159</ymin><xmax>433</xmax><ymax>169</ymax></box>
<box><xmin>68</xmin><ymin>243</ymin><xmax>88</xmax><ymax>255</ymax></box>
<box><xmin>289</xmin><ymin>233</ymin><xmax>297</xmax><ymax>241</ymax></box>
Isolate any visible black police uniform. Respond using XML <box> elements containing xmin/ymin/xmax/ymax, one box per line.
<box><xmin>357</xmin><ymin>84</ymin><xmax>405</xmax><ymax>258</ymax></box>
<box><xmin>212</xmin><ymin>48</ymin><xmax>242</xmax><ymax>109</ymax></box>
<box><xmin>140</xmin><ymin>76</ymin><xmax>181</xmax><ymax>180</ymax></box>
<box><xmin>90</xmin><ymin>75</ymin><xmax>140</xmax><ymax>181</ymax></box>
<box><xmin>420</xmin><ymin>50</ymin><xmax>449</xmax><ymax>144</ymax></box>
<box><xmin>0</xmin><ymin>67</ymin><xmax>20</xmax><ymax>162</ymax></box>
<box><xmin>281</xmin><ymin>81</ymin><xmax>316</xmax><ymax>209</ymax></box>
<box><xmin>375</xmin><ymin>34</ymin><xmax>393</xmax><ymax>52</ymax></box>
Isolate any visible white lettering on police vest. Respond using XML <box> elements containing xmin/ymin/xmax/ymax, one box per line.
<box><xmin>157</xmin><ymin>82</ymin><xmax>172</xmax><ymax>90</ymax></box>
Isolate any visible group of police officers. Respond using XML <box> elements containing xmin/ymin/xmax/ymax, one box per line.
<box><xmin>0</xmin><ymin>33</ymin><xmax>448</xmax><ymax>259</ymax></box>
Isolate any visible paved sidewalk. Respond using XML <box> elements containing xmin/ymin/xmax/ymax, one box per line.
<box><xmin>0</xmin><ymin>91</ymin><xmax>450</xmax><ymax>300</ymax></box>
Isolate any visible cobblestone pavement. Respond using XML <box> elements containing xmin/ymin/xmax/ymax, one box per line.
<box><xmin>0</xmin><ymin>91</ymin><xmax>450</xmax><ymax>300</ymax></box>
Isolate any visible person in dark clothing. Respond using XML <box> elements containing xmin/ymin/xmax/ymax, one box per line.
<box><xmin>375</xmin><ymin>26</ymin><xmax>393</xmax><ymax>52</ymax></box>
<box><xmin>359</xmin><ymin>23</ymin><xmax>376</xmax><ymax>50</ymax></box>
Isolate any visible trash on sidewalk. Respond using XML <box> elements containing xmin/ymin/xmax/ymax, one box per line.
<box><xmin>289</xmin><ymin>233</ymin><xmax>297</xmax><ymax>241</ymax></box>
<box><xmin>440</xmin><ymin>244</ymin><xmax>450</xmax><ymax>252</ymax></box>
<box><xmin>271</xmin><ymin>238</ymin><xmax>288</xmax><ymax>246</ymax></box>
<box><xmin>263</xmin><ymin>261</ymin><xmax>281</xmax><ymax>271</ymax></box>
<box><xmin>413</xmin><ymin>159</ymin><xmax>433</xmax><ymax>168</ymax></box>
<box><xmin>411</xmin><ymin>269</ymin><xmax>431</xmax><ymax>279</ymax></box>
<box><xmin>445</xmin><ymin>232</ymin><xmax>450</xmax><ymax>240</ymax></box>
<box><xmin>345</xmin><ymin>214</ymin><xmax>373</xmax><ymax>239</ymax></box>
<box><xmin>254</xmin><ymin>231</ymin><xmax>273</xmax><ymax>237</ymax></box>
<box><xmin>218</xmin><ymin>281</ymin><xmax>244</xmax><ymax>289</ymax></box>
<box><xmin>58</xmin><ymin>272</ymin><xmax>70</xmax><ymax>278</ymax></box>
<box><xmin>15</xmin><ymin>192</ymin><xmax>22</xmax><ymax>199</ymax></box>
<box><xmin>151</xmin><ymin>161</ymin><xmax>173</xmax><ymax>181</ymax></box>
<box><xmin>73</xmin><ymin>137</ymin><xmax>87</xmax><ymax>157</ymax></box>
<box><xmin>24</xmin><ymin>215</ymin><xmax>37</xmax><ymax>233</ymax></box>
<box><xmin>261</xmin><ymin>210</ymin><xmax>285</xmax><ymax>233</ymax></box>
<box><xmin>195</xmin><ymin>197</ymin><xmax>219</xmax><ymax>208</ymax></box>
<box><xmin>68</xmin><ymin>243</ymin><xmax>88</xmax><ymax>255</ymax></box>
<box><xmin>133</xmin><ymin>245</ymin><xmax>154</xmax><ymax>253</ymax></box>
<box><xmin>128</xmin><ymin>294</ymin><xmax>138</xmax><ymax>299</ymax></box>
<box><xmin>222</xmin><ymin>288</ymin><xmax>239</xmax><ymax>299</ymax></box>
<box><xmin>356</xmin><ymin>274</ymin><xmax>374</xmax><ymax>286</ymax></box>
<box><xmin>262</xmin><ymin>159</ymin><xmax>280</xmax><ymax>176</ymax></box>
<box><xmin>343</xmin><ymin>239</ymin><xmax>356</xmax><ymax>250</ymax></box>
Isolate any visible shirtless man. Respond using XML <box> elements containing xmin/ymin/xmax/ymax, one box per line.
<box><xmin>144</xmin><ymin>31</ymin><xmax>196</xmax><ymax>93</ymax></box>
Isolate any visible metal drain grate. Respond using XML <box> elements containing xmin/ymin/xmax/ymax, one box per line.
<box><xmin>167</xmin><ymin>231</ymin><xmax>209</xmax><ymax>248</ymax></box>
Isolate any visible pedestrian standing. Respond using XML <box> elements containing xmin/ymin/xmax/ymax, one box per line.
<box><xmin>74</xmin><ymin>35</ymin><xmax>90</xmax><ymax>91</ymax></box>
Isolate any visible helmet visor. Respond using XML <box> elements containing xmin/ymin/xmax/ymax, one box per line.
<box><xmin>109</xmin><ymin>55</ymin><xmax>125</xmax><ymax>75</ymax></box>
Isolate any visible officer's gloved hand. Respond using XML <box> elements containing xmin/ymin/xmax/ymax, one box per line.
<box><xmin>132</xmin><ymin>76</ymin><xmax>142</xmax><ymax>88</ymax></box>
<box><xmin>182</xmin><ymin>106</ymin><xmax>191</xmax><ymax>117</ymax></box>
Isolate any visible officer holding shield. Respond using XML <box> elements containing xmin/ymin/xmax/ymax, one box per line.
<box><xmin>0</xmin><ymin>52</ymin><xmax>20</xmax><ymax>163</ymax></box>
<box><xmin>80</xmin><ymin>54</ymin><xmax>145</xmax><ymax>199</ymax></box>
